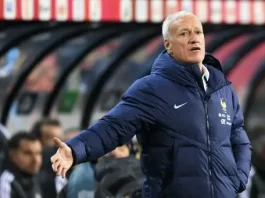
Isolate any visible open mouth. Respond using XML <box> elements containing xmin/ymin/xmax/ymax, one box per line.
<box><xmin>191</xmin><ymin>47</ymin><xmax>201</xmax><ymax>51</ymax></box>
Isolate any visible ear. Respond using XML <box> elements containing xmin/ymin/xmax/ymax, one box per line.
<box><xmin>164</xmin><ymin>39</ymin><xmax>172</xmax><ymax>54</ymax></box>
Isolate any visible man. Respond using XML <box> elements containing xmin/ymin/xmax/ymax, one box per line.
<box><xmin>31</xmin><ymin>118</ymin><xmax>62</xmax><ymax>147</ymax></box>
<box><xmin>51</xmin><ymin>11</ymin><xmax>252</xmax><ymax>198</ymax></box>
<box><xmin>31</xmin><ymin>119</ymin><xmax>63</xmax><ymax>197</ymax></box>
<box><xmin>35</xmin><ymin>125</ymin><xmax>66</xmax><ymax>198</ymax></box>
<box><xmin>0</xmin><ymin>132</ymin><xmax>43</xmax><ymax>198</ymax></box>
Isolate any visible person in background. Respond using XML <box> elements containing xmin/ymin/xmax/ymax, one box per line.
<box><xmin>31</xmin><ymin>118</ymin><xmax>62</xmax><ymax>148</ymax></box>
<box><xmin>0</xmin><ymin>132</ymin><xmax>43</xmax><ymax>198</ymax></box>
<box><xmin>106</xmin><ymin>144</ymin><xmax>130</xmax><ymax>159</ymax></box>
<box><xmin>33</xmin><ymin>119</ymin><xmax>63</xmax><ymax>198</ymax></box>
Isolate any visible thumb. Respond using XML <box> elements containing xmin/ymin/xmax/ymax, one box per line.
<box><xmin>53</xmin><ymin>137</ymin><xmax>65</xmax><ymax>148</ymax></box>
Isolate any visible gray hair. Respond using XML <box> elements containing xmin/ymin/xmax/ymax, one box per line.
<box><xmin>162</xmin><ymin>11</ymin><xmax>195</xmax><ymax>40</ymax></box>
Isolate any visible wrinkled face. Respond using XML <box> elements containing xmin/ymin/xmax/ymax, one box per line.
<box><xmin>41</xmin><ymin>125</ymin><xmax>62</xmax><ymax>147</ymax></box>
<box><xmin>164</xmin><ymin>15</ymin><xmax>205</xmax><ymax>66</ymax></box>
<box><xmin>10</xmin><ymin>140</ymin><xmax>42</xmax><ymax>176</ymax></box>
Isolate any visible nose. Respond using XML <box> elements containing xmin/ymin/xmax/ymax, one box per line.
<box><xmin>189</xmin><ymin>32</ymin><xmax>199</xmax><ymax>44</ymax></box>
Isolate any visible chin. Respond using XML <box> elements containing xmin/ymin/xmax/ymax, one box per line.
<box><xmin>189</xmin><ymin>60</ymin><xmax>202</xmax><ymax>65</ymax></box>
<box><xmin>187</xmin><ymin>56</ymin><xmax>202</xmax><ymax>64</ymax></box>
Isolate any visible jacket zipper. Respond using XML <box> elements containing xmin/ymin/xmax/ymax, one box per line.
<box><xmin>196</xmin><ymin>82</ymin><xmax>214</xmax><ymax>198</ymax></box>
<box><xmin>204</xmin><ymin>100</ymin><xmax>214</xmax><ymax>198</ymax></box>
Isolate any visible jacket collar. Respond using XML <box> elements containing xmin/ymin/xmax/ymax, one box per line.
<box><xmin>151</xmin><ymin>50</ymin><xmax>230</xmax><ymax>92</ymax></box>
<box><xmin>202</xmin><ymin>64</ymin><xmax>209</xmax><ymax>81</ymax></box>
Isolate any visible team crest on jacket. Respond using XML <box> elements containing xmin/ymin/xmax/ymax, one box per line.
<box><xmin>218</xmin><ymin>98</ymin><xmax>231</xmax><ymax>126</ymax></box>
<box><xmin>220</xmin><ymin>98</ymin><xmax>227</xmax><ymax>112</ymax></box>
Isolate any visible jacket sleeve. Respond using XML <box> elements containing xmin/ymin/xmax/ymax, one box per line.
<box><xmin>230</xmin><ymin>88</ymin><xmax>252</xmax><ymax>193</ymax></box>
<box><xmin>66</xmin><ymin>78</ymin><xmax>158</xmax><ymax>165</ymax></box>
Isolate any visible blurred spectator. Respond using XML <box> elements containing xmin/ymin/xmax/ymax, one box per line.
<box><xmin>31</xmin><ymin>118</ymin><xmax>62</xmax><ymax>147</ymax></box>
<box><xmin>36</xmin><ymin>121</ymin><xmax>64</xmax><ymax>198</ymax></box>
<box><xmin>0</xmin><ymin>132</ymin><xmax>43</xmax><ymax>198</ymax></box>
<box><xmin>94</xmin><ymin>145</ymin><xmax>143</xmax><ymax>198</ymax></box>
<box><xmin>38</xmin><ymin>146</ymin><xmax>64</xmax><ymax>198</ymax></box>
<box><xmin>58</xmin><ymin>162</ymin><xmax>95</xmax><ymax>198</ymax></box>
<box><xmin>106</xmin><ymin>144</ymin><xmax>130</xmax><ymax>159</ymax></box>
<box><xmin>95</xmin><ymin>144</ymin><xmax>131</xmax><ymax>183</ymax></box>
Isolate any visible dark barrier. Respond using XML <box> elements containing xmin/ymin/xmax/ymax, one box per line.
<box><xmin>81</xmin><ymin>28</ymin><xmax>160</xmax><ymax>128</ymax></box>
<box><xmin>42</xmin><ymin>28</ymin><xmax>131</xmax><ymax>116</ymax></box>
<box><xmin>244</xmin><ymin>59</ymin><xmax>265</xmax><ymax>123</ymax></box>
<box><xmin>206</xmin><ymin>29</ymin><xmax>243</xmax><ymax>53</ymax></box>
<box><xmin>0</xmin><ymin>24</ymin><xmax>55</xmax><ymax>57</ymax></box>
<box><xmin>223</xmin><ymin>31</ymin><xmax>265</xmax><ymax>75</ymax></box>
<box><xmin>137</xmin><ymin>43</ymin><xmax>165</xmax><ymax>78</ymax></box>
<box><xmin>1</xmin><ymin>25</ymin><xmax>91</xmax><ymax>125</ymax></box>
<box><xmin>242</xmin><ymin>59</ymin><xmax>265</xmax><ymax>197</ymax></box>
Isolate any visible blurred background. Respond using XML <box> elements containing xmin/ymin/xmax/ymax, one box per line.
<box><xmin>0</xmin><ymin>0</ymin><xmax>264</xmax><ymax>198</ymax></box>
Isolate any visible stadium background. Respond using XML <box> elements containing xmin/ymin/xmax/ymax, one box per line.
<box><xmin>0</xmin><ymin>0</ymin><xmax>264</xmax><ymax>198</ymax></box>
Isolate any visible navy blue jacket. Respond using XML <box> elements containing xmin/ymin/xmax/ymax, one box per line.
<box><xmin>67</xmin><ymin>50</ymin><xmax>252</xmax><ymax>198</ymax></box>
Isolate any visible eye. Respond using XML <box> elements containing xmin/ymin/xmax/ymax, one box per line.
<box><xmin>196</xmin><ymin>31</ymin><xmax>202</xmax><ymax>35</ymax></box>
<box><xmin>180</xmin><ymin>32</ymin><xmax>187</xmax><ymax>36</ymax></box>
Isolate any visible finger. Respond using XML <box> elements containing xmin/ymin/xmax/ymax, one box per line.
<box><xmin>51</xmin><ymin>158</ymin><xmax>59</xmax><ymax>169</ymax></box>
<box><xmin>52</xmin><ymin>164</ymin><xmax>56</xmax><ymax>172</ymax></box>
<box><xmin>62</xmin><ymin>168</ymin><xmax>67</xmax><ymax>178</ymax></box>
<box><xmin>53</xmin><ymin>161</ymin><xmax>61</xmax><ymax>172</ymax></box>
<box><xmin>54</xmin><ymin>137</ymin><xmax>65</xmax><ymax>148</ymax></box>
<box><xmin>57</xmin><ymin>165</ymin><xmax>63</xmax><ymax>176</ymax></box>
<box><xmin>50</xmin><ymin>153</ymin><xmax>59</xmax><ymax>163</ymax></box>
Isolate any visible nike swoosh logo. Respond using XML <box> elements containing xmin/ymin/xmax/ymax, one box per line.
<box><xmin>174</xmin><ymin>102</ymin><xmax>188</xmax><ymax>109</ymax></box>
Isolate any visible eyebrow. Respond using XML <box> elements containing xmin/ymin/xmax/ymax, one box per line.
<box><xmin>178</xmin><ymin>28</ymin><xmax>190</xmax><ymax>32</ymax></box>
<box><xmin>178</xmin><ymin>27</ymin><xmax>202</xmax><ymax>32</ymax></box>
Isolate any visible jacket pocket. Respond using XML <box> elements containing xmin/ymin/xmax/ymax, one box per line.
<box><xmin>229</xmin><ymin>149</ymin><xmax>239</xmax><ymax>177</ymax></box>
<box><xmin>160</xmin><ymin>138</ymin><xmax>180</xmax><ymax>197</ymax></box>
<box><xmin>218</xmin><ymin>147</ymin><xmax>238</xmax><ymax>176</ymax></box>
<box><xmin>223</xmin><ymin>148</ymin><xmax>241</xmax><ymax>192</ymax></box>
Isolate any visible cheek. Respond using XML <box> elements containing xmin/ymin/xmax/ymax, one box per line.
<box><xmin>36</xmin><ymin>156</ymin><xmax>42</xmax><ymax>165</ymax></box>
<box><xmin>173</xmin><ymin>43</ymin><xmax>186</xmax><ymax>54</ymax></box>
<box><xmin>16</xmin><ymin>155</ymin><xmax>28</xmax><ymax>166</ymax></box>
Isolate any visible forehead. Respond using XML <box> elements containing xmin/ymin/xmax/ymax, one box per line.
<box><xmin>19</xmin><ymin>139</ymin><xmax>41</xmax><ymax>151</ymax></box>
<box><xmin>42</xmin><ymin>124</ymin><xmax>61</xmax><ymax>132</ymax></box>
<box><xmin>170</xmin><ymin>15</ymin><xmax>203</xmax><ymax>31</ymax></box>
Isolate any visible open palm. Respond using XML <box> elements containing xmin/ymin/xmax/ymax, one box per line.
<box><xmin>50</xmin><ymin>137</ymin><xmax>74</xmax><ymax>178</ymax></box>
